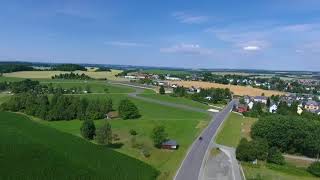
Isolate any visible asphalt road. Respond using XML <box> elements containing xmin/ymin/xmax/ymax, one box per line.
<box><xmin>175</xmin><ymin>99</ymin><xmax>236</xmax><ymax>180</ymax></box>
<box><xmin>111</xmin><ymin>81</ymin><xmax>237</xmax><ymax>180</ymax></box>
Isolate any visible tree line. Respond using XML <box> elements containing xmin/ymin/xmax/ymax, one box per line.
<box><xmin>52</xmin><ymin>64</ymin><xmax>87</xmax><ymax>71</ymax></box>
<box><xmin>171</xmin><ymin>86</ymin><xmax>232</xmax><ymax>104</ymax></box>
<box><xmin>0</xmin><ymin>64</ymin><xmax>34</xmax><ymax>73</ymax></box>
<box><xmin>52</xmin><ymin>72</ymin><xmax>92</xmax><ymax>80</ymax></box>
<box><xmin>0</xmin><ymin>79</ymin><xmax>92</xmax><ymax>94</ymax></box>
<box><xmin>1</xmin><ymin>93</ymin><xmax>113</xmax><ymax>121</ymax></box>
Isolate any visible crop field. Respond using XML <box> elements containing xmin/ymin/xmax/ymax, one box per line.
<box><xmin>142</xmin><ymin>69</ymin><xmax>191</xmax><ymax>75</ymax></box>
<box><xmin>167</xmin><ymin>80</ymin><xmax>286</xmax><ymax>96</ymax></box>
<box><xmin>215</xmin><ymin>113</ymin><xmax>257</xmax><ymax>148</ymax></box>
<box><xmin>3</xmin><ymin>69</ymin><xmax>124</xmax><ymax>80</ymax></box>
<box><xmin>0</xmin><ymin>111</ymin><xmax>158</xmax><ymax>180</ymax></box>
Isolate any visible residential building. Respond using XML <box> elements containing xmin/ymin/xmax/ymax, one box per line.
<box><xmin>269</xmin><ymin>104</ymin><xmax>278</xmax><ymax>113</ymax></box>
<box><xmin>304</xmin><ymin>100</ymin><xmax>319</xmax><ymax>111</ymax></box>
<box><xmin>253</xmin><ymin>96</ymin><xmax>268</xmax><ymax>104</ymax></box>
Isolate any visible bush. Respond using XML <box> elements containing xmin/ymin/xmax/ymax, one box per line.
<box><xmin>95</xmin><ymin>122</ymin><xmax>112</xmax><ymax>145</ymax></box>
<box><xmin>267</xmin><ymin>147</ymin><xmax>285</xmax><ymax>165</ymax></box>
<box><xmin>130</xmin><ymin>129</ymin><xmax>138</xmax><ymax>136</ymax></box>
<box><xmin>159</xmin><ymin>86</ymin><xmax>165</xmax><ymax>95</ymax></box>
<box><xmin>236</xmin><ymin>138</ymin><xmax>268</xmax><ymax>162</ymax></box>
<box><xmin>118</xmin><ymin>99</ymin><xmax>141</xmax><ymax>119</ymax></box>
<box><xmin>308</xmin><ymin>162</ymin><xmax>320</xmax><ymax>177</ymax></box>
<box><xmin>80</xmin><ymin>120</ymin><xmax>96</xmax><ymax>140</ymax></box>
<box><xmin>142</xmin><ymin>147</ymin><xmax>151</xmax><ymax>158</ymax></box>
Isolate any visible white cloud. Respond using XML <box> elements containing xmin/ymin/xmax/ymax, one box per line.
<box><xmin>104</xmin><ymin>41</ymin><xmax>147</xmax><ymax>47</ymax></box>
<box><xmin>243</xmin><ymin>46</ymin><xmax>260</xmax><ymax>51</ymax></box>
<box><xmin>160</xmin><ymin>43</ymin><xmax>213</xmax><ymax>55</ymax></box>
<box><xmin>172</xmin><ymin>12</ymin><xmax>208</xmax><ymax>24</ymax></box>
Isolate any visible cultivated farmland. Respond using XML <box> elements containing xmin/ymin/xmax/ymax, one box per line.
<box><xmin>167</xmin><ymin>80</ymin><xmax>286</xmax><ymax>96</ymax></box>
<box><xmin>0</xmin><ymin>111</ymin><xmax>158</xmax><ymax>180</ymax></box>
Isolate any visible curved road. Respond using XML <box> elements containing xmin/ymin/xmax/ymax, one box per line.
<box><xmin>111</xmin><ymin>82</ymin><xmax>237</xmax><ymax>180</ymax></box>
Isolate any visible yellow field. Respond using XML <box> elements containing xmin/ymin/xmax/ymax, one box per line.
<box><xmin>4</xmin><ymin>69</ymin><xmax>124</xmax><ymax>80</ymax></box>
<box><xmin>167</xmin><ymin>80</ymin><xmax>286</xmax><ymax>96</ymax></box>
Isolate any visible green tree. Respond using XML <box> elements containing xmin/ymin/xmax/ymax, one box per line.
<box><xmin>308</xmin><ymin>162</ymin><xmax>320</xmax><ymax>177</ymax></box>
<box><xmin>159</xmin><ymin>85</ymin><xmax>165</xmax><ymax>95</ymax></box>
<box><xmin>80</xmin><ymin>120</ymin><xmax>96</xmax><ymax>140</ymax></box>
<box><xmin>151</xmin><ymin>125</ymin><xmax>168</xmax><ymax>148</ymax></box>
<box><xmin>267</xmin><ymin>147</ymin><xmax>285</xmax><ymax>165</ymax></box>
<box><xmin>96</xmin><ymin>122</ymin><xmax>112</xmax><ymax>145</ymax></box>
<box><xmin>118</xmin><ymin>99</ymin><xmax>141</xmax><ymax>119</ymax></box>
<box><xmin>266</xmin><ymin>97</ymin><xmax>271</xmax><ymax>108</ymax></box>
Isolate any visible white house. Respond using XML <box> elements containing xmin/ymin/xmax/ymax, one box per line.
<box><xmin>248</xmin><ymin>102</ymin><xmax>254</xmax><ymax>109</ymax></box>
<box><xmin>297</xmin><ymin>106</ymin><xmax>303</xmax><ymax>115</ymax></box>
<box><xmin>165</xmin><ymin>76</ymin><xmax>181</xmax><ymax>81</ymax></box>
<box><xmin>269</xmin><ymin>104</ymin><xmax>278</xmax><ymax>113</ymax></box>
<box><xmin>253</xmin><ymin>96</ymin><xmax>268</xmax><ymax>104</ymax></box>
<box><xmin>205</xmin><ymin>96</ymin><xmax>212</xmax><ymax>101</ymax></box>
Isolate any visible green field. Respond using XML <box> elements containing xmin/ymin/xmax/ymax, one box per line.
<box><xmin>139</xmin><ymin>94</ymin><xmax>210</xmax><ymax>110</ymax></box>
<box><xmin>242</xmin><ymin>162</ymin><xmax>318</xmax><ymax>180</ymax></box>
<box><xmin>215</xmin><ymin>112</ymin><xmax>257</xmax><ymax>147</ymax></box>
<box><xmin>0</xmin><ymin>77</ymin><xmax>211</xmax><ymax>179</ymax></box>
<box><xmin>40</xmin><ymin>80</ymin><xmax>135</xmax><ymax>93</ymax></box>
<box><xmin>32</xmin><ymin>93</ymin><xmax>210</xmax><ymax>179</ymax></box>
<box><xmin>0</xmin><ymin>111</ymin><xmax>158</xmax><ymax>180</ymax></box>
<box><xmin>0</xmin><ymin>94</ymin><xmax>11</xmax><ymax>104</ymax></box>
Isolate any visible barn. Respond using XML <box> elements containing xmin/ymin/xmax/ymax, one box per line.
<box><xmin>161</xmin><ymin>140</ymin><xmax>179</xmax><ymax>150</ymax></box>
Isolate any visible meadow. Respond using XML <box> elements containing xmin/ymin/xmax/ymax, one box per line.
<box><xmin>33</xmin><ymin>93</ymin><xmax>210</xmax><ymax>179</ymax></box>
<box><xmin>0</xmin><ymin>111</ymin><xmax>158</xmax><ymax>180</ymax></box>
<box><xmin>215</xmin><ymin>112</ymin><xmax>257</xmax><ymax>148</ymax></box>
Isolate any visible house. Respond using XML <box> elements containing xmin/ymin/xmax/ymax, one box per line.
<box><xmin>253</xmin><ymin>96</ymin><xmax>268</xmax><ymax>104</ymax></box>
<box><xmin>297</xmin><ymin>106</ymin><xmax>304</xmax><ymax>115</ymax></box>
<box><xmin>161</xmin><ymin>140</ymin><xmax>179</xmax><ymax>150</ymax></box>
<box><xmin>269</xmin><ymin>104</ymin><xmax>278</xmax><ymax>113</ymax></box>
<box><xmin>304</xmin><ymin>100</ymin><xmax>319</xmax><ymax>111</ymax></box>
<box><xmin>124</xmin><ymin>75</ymin><xmax>137</xmax><ymax>80</ymax></box>
<box><xmin>235</xmin><ymin>104</ymin><xmax>248</xmax><ymax>113</ymax></box>
<box><xmin>205</xmin><ymin>96</ymin><xmax>212</xmax><ymax>101</ymax></box>
<box><xmin>165</xmin><ymin>76</ymin><xmax>181</xmax><ymax>81</ymax></box>
<box><xmin>106</xmin><ymin>111</ymin><xmax>119</xmax><ymax>119</ymax></box>
<box><xmin>244</xmin><ymin>96</ymin><xmax>251</xmax><ymax>104</ymax></box>
<box><xmin>316</xmin><ymin>110</ymin><xmax>320</xmax><ymax>115</ymax></box>
<box><xmin>248</xmin><ymin>101</ymin><xmax>254</xmax><ymax>109</ymax></box>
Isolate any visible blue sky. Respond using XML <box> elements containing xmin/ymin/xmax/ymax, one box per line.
<box><xmin>1</xmin><ymin>0</ymin><xmax>320</xmax><ymax>70</ymax></box>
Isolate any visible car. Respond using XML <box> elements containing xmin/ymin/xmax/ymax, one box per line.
<box><xmin>199</xmin><ymin>137</ymin><xmax>203</xmax><ymax>140</ymax></box>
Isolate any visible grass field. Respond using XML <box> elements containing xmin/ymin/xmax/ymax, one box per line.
<box><xmin>215</xmin><ymin>112</ymin><xmax>257</xmax><ymax>147</ymax></box>
<box><xmin>167</xmin><ymin>80</ymin><xmax>286</xmax><ymax>96</ymax></box>
<box><xmin>142</xmin><ymin>69</ymin><xmax>191</xmax><ymax>75</ymax></box>
<box><xmin>242</xmin><ymin>162</ymin><xmax>318</xmax><ymax>180</ymax></box>
<box><xmin>0</xmin><ymin>111</ymin><xmax>158</xmax><ymax>180</ymax></box>
<box><xmin>0</xmin><ymin>94</ymin><xmax>11</xmax><ymax>104</ymax></box>
<box><xmin>139</xmin><ymin>94</ymin><xmax>210</xmax><ymax>110</ymax></box>
<box><xmin>40</xmin><ymin>80</ymin><xmax>135</xmax><ymax>93</ymax></box>
<box><xmin>3</xmin><ymin>69</ymin><xmax>124</xmax><ymax>80</ymax></box>
<box><xmin>31</xmin><ymin>92</ymin><xmax>210</xmax><ymax>179</ymax></box>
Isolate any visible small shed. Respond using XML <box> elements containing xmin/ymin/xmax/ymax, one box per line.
<box><xmin>106</xmin><ymin>111</ymin><xmax>119</xmax><ymax>119</ymax></box>
<box><xmin>161</xmin><ymin>140</ymin><xmax>179</xmax><ymax>150</ymax></box>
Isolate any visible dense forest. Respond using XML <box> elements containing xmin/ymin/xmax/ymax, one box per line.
<box><xmin>1</xmin><ymin>93</ymin><xmax>113</xmax><ymax>121</ymax></box>
<box><xmin>0</xmin><ymin>64</ymin><xmax>34</xmax><ymax>73</ymax></box>
<box><xmin>251</xmin><ymin>114</ymin><xmax>320</xmax><ymax>158</ymax></box>
<box><xmin>52</xmin><ymin>64</ymin><xmax>87</xmax><ymax>71</ymax></box>
<box><xmin>52</xmin><ymin>72</ymin><xmax>92</xmax><ymax>80</ymax></box>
